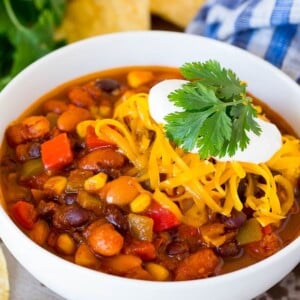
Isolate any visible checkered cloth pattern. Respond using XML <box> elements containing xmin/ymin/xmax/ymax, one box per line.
<box><xmin>186</xmin><ymin>0</ymin><xmax>300</xmax><ymax>83</ymax></box>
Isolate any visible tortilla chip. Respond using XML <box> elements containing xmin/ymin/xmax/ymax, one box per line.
<box><xmin>150</xmin><ymin>0</ymin><xmax>205</xmax><ymax>28</ymax></box>
<box><xmin>0</xmin><ymin>246</ymin><xmax>9</xmax><ymax>300</ymax></box>
<box><xmin>57</xmin><ymin>0</ymin><xmax>150</xmax><ymax>43</ymax></box>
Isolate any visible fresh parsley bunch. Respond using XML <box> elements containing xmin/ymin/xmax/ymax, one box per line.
<box><xmin>0</xmin><ymin>0</ymin><xmax>66</xmax><ymax>90</ymax></box>
<box><xmin>165</xmin><ymin>60</ymin><xmax>261</xmax><ymax>159</ymax></box>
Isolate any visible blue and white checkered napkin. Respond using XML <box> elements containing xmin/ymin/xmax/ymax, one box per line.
<box><xmin>186</xmin><ymin>0</ymin><xmax>300</xmax><ymax>84</ymax></box>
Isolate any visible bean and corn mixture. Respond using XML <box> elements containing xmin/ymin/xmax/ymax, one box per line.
<box><xmin>0</xmin><ymin>66</ymin><xmax>300</xmax><ymax>281</ymax></box>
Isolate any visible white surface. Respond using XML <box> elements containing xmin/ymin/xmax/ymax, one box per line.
<box><xmin>0</xmin><ymin>31</ymin><xmax>300</xmax><ymax>300</ymax></box>
<box><xmin>214</xmin><ymin>118</ymin><xmax>282</xmax><ymax>163</ymax></box>
<box><xmin>148</xmin><ymin>79</ymin><xmax>187</xmax><ymax>123</ymax></box>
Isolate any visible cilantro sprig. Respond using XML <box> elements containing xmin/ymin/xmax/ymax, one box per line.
<box><xmin>164</xmin><ymin>60</ymin><xmax>261</xmax><ymax>159</ymax></box>
<box><xmin>0</xmin><ymin>0</ymin><xmax>66</xmax><ymax>90</ymax></box>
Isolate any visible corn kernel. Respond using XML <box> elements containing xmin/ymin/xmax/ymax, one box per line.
<box><xmin>84</xmin><ymin>172</ymin><xmax>108</xmax><ymax>192</ymax></box>
<box><xmin>76</xmin><ymin>120</ymin><xmax>96</xmax><ymax>138</ymax></box>
<box><xmin>56</xmin><ymin>233</ymin><xmax>76</xmax><ymax>255</ymax></box>
<box><xmin>99</xmin><ymin>105</ymin><xmax>112</xmax><ymax>118</ymax></box>
<box><xmin>145</xmin><ymin>263</ymin><xmax>169</xmax><ymax>281</ymax></box>
<box><xmin>127</xmin><ymin>71</ymin><xmax>154</xmax><ymax>88</ymax></box>
<box><xmin>44</xmin><ymin>176</ymin><xmax>67</xmax><ymax>195</ymax></box>
<box><xmin>130</xmin><ymin>193</ymin><xmax>151</xmax><ymax>213</ymax></box>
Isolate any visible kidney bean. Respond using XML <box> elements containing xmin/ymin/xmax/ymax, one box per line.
<box><xmin>22</xmin><ymin>116</ymin><xmax>50</xmax><ymax>139</ymax></box>
<box><xmin>64</xmin><ymin>206</ymin><xmax>91</xmax><ymax>226</ymax></box>
<box><xmin>52</xmin><ymin>205</ymin><xmax>92</xmax><ymax>230</ymax></box>
<box><xmin>7</xmin><ymin>116</ymin><xmax>50</xmax><ymax>146</ymax></box>
<box><xmin>220</xmin><ymin>210</ymin><xmax>247</xmax><ymax>229</ymax></box>
<box><xmin>57</xmin><ymin>105</ymin><xmax>92</xmax><ymax>132</ymax></box>
<box><xmin>105</xmin><ymin>204</ymin><xmax>128</xmax><ymax>232</ymax></box>
<box><xmin>16</xmin><ymin>142</ymin><xmax>41</xmax><ymax>161</ymax></box>
<box><xmin>100</xmin><ymin>176</ymin><xmax>140</xmax><ymax>206</ymax></box>
<box><xmin>82</xmin><ymin>81</ymin><xmax>102</xmax><ymax>98</ymax></box>
<box><xmin>78</xmin><ymin>148</ymin><xmax>125</xmax><ymax>171</ymax></box>
<box><xmin>87</xmin><ymin>223</ymin><xmax>124</xmax><ymax>256</ymax></box>
<box><xmin>68</xmin><ymin>87</ymin><xmax>95</xmax><ymax>108</ymax></box>
<box><xmin>95</xmin><ymin>79</ymin><xmax>121</xmax><ymax>93</ymax></box>
<box><xmin>6</xmin><ymin>124</ymin><xmax>25</xmax><ymax>146</ymax></box>
<box><xmin>103</xmin><ymin>254</ymin><xmax>143</xmax><ymax>276</ymax></box>
<box><xmin>42</xmin><ymin>99</ymin><xmax>68</xmax><ymax>114</ymax></box>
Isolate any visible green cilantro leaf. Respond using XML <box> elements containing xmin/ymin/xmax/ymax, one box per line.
<box><xmin>168</xmin><ymin>81</ymin><xmax>221</xmax><ymax>111</ymax></box>
<box><xmin>164</xmin><ymin>60</ymin><xmax>261</xmax><ymax>159</ymax></box>
<box><xmin>165</xmin><ymin>110</ymin><xmax>212</xmax><ymax>151</ymax></box>
<box><xmin>180</xmin><ymin>60</ymin><xmax>246</xmax><ymax>100</ymax></box>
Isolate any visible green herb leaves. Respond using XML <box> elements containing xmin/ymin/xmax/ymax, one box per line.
<box><xmin>0</xmin><ymin>0</ymin><xmax>66</xmax><ymax>90</ymax></box>
<box><xmin>164</xmin><ymin>60</ymin><xmax>261</xmax><ymax>159</ymax></box>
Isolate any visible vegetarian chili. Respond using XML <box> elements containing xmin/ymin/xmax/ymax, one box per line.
<box><xmin>0</xmin><ymin>66</ymin><xmax>299</xmax><ymax>281</ymax></box>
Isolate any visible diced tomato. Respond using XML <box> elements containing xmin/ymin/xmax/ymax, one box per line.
<box><xmin>262</xmin><ymin>224</ymin><xmax>273</xmax><ymax>235</ymax></box>
<box><xmin>85</xmin><ymin>126</ymin><xmax>115</xmax><ymax>149</ymax></box>
<box><xmin>245</xmin><ymin>232</ymin><xmax>283</xmax><ymax>259</ymax></box>
<box><xmin>41</xmin><ymin>133</ymin><xmax>73</xmax><ymax>171</ymax></box>
<box><xmin>11</xmin><ymin>200</ymin><xmax>38</xmax><ymax>230</ymax></box>
<box><xmin>146</xmin><ymin>200</ymin><xmax>180</xmax><ymax>232</ymax></box>
<box><xmin>123</xmin><ymin>239</ymin><xmax>157</xmax><ymax>261</ymax></box>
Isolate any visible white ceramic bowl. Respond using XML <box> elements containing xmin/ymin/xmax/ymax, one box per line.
<box><xmin>0</xmin><ymin>31</ymin><xmax>300</xmax><ymax>300</ymax></box>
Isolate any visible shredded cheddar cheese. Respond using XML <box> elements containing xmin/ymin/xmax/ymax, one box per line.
<box><xmin>77</xmin><ymin>93</ymin><xmax>300</xmax><ymax>227</ymax></box>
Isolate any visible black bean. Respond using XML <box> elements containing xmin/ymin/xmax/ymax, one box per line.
<box><xmin>166</xmin><ymin>241</ymin><xmax>189</xmax><ymax>257</ymax></box>
<box><xmin>62</xmin><ymin>193</ymin><xmax>77</xmax><ymax>205</ymax></box>
<box><xmin>221</xmin><ymin>209</ymin><xmax>247</xmax><ymax>229</ymax></box>
<box><xmin>237</xmin><ymin>178</ymin><xmax>247</xmax><ymax>201</ymax></box>
<box><xmin>216</xmin><ymin>241</ymin><xmax>241</xmax><ymax>258</ymax></box>
<box><xmin>95</xmin><ymin>79</ymin><xmax>120</xmax><ymax>93</ymax></box>
<box><xmin>105</xmin><ymin>204</ymin><xmax>128</xmax><ymax>232</ymax></box>
<box><xmin>28</xmin><ymin>142</ymin><xmax>41</xmax><ymax>158</ymax></box>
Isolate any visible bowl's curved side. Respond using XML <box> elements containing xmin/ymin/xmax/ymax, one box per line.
<box><xmin>0</xmin><ymin>31</ymin><xmax>300</xmax><ymax>300</ymax></box>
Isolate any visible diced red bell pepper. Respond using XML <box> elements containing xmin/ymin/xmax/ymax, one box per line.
<box><xmin>85</xmin><ymin>126</ymin><xmax>115</xmax><ymax>149</ymax></box>
<box><xmin>41</xmin><ymin>133</ymin><xmax>73</xmax><ymax>171</ymax></box>
<box><xmin>146</xmin><ymin>200</ymin><xmax>180</xmax><ymax>232</ymax></box>
<box><xmin>11</xmin><ymin>200</ymin><xmax>37</xmax><ymax>230</ymax></box>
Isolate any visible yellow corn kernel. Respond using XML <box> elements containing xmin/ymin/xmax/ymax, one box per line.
<box><xmin>99</xmin><ymin>105</ymin><xmax>112</xmax><ymax>118</ymax></box>
<box><xmin>253</xmin><ymin>104</ymin><xmax>263</xmax><ymax>114</ymax></box>
<box><xmin>130</xmin><ymin>193</ymin><xmax>151</xmax><ymax>213</ymax></box>
<box><xmin>56</xmin><ymin>233</ymin><xmax>76</xmax><ymax>255</ymax></box>
<box><xmin>76</xmin><ymin>120</ymin><xmax>96</xmax><ymax>138</ymax></box>
<box><xmin>44</xmin><ymin>176</ymin><xmax>67</xmax><ymax>195</ymax></box>
<box><xmin>84</xmin><ymin>172</ymin><xmax>108</xmax><ymax>192</ymax></box>
<box><xmin>145</xmin><ymin>263</ymin><xmax>169</xmax><ymax>281</ymax></box>
<box><xmin>127</xmin><ymin>71</ymin><xmax>154</xmax><ymax>88</ymax></box>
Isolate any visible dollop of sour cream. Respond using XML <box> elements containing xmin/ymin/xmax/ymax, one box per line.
<box><xmin>148</xmin><ymin>79</ymin><xmax>282</xmax><ymax>164</ymax></box>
